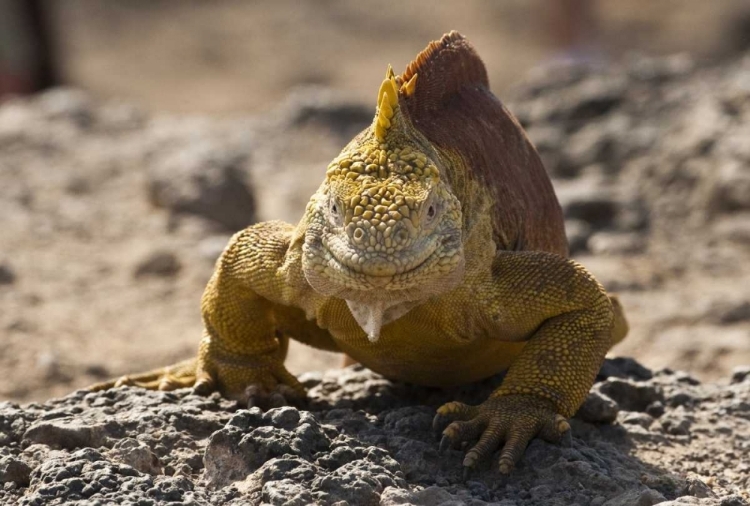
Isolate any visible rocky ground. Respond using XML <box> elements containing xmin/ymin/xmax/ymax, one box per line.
<box><xmin>1</xmin><ymin>36</ymin><xmax>750</xmax><ymax>506</ymax></box>
<box><xmin>0</xmin><ymin>359</ymin><xmax>748</xmax><ymax>505</ymax></box>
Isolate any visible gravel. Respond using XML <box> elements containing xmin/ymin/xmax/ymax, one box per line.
<box><xmin>0</xmin><ymin>357</ymin><xmax>748</xmax><ymax>505</ymax></box>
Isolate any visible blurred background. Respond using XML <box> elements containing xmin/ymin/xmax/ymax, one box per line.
<box><xmin>2</xmin><ymin>0</ymin><xmax>750</xmax><ymax>402</ymax></box>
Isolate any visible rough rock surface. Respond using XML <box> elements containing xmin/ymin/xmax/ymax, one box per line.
<box><xmin>0</xmin><ymin>359</ymin><xmax>748</xmax><ymax>505</ymax></box>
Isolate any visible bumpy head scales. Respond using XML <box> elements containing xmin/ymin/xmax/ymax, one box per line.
<box><xmin>302</xmin><ymin>53</ymin><xmax>465</xmax><ymax>342</ymax></box>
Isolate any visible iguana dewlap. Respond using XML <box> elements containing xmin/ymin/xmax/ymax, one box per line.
<box><xmin>92</xmin><ymin>32</ymin><xmax>628</xmax><ymax>475</ymax></box>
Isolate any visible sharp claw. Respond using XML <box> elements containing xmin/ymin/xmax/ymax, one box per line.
<box><xmin>193</xmin><ymin>378</ymin><xmax>213</xmax><ymax>396</ymax></box>
<box><xmin>439</xmin><ymin>435</ymin><xmax>452</xmax><ymax>454</ymax></box>
<box><xmin>462</xmin><ymin>466</ymin><xmax>471</xmax><ymax>482</ymax></box>
<box><xmin>560</xmin><ymin>428</ymin><xmax>573</xmax><ymax>448</ymax></box>
<box><xmin>462</xmin><ymin>450</ymin><xmax>478</xmax><ymax>469</ymax></box>
<box><xmin>432</xmin><ymin>413</ymin><xmax>446</xmax><ymax>432</ymax></box>
<box><xmin>268</xmin><ymin>392</ymin><xmax>287</xmax><ymax>408</ymax></box>
<box><xmin>114</xmin><ymin>376</ymin><xmax>132</xmax><ymax>388</ymax></box>
<box><xmin>498</xmin><ymin>458</ymin><xmax>514</xmax><ymax>474</ymax></box>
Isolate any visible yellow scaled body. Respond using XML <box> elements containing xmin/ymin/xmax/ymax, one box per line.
<box><xmin>92</xmin><ymin>32</ymin><xmax>628</xmax><ymax>475</ymax></box>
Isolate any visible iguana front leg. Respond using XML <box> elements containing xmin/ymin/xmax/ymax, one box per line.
<box><xmin>90</xmin><ymin>221</ymin><xmax>340</xmax><ymax>405</ymax></box>
<box><xmin>434</xmin><ymin>251</ymin><xmax>614</xmax><ymax>474</ymax></box>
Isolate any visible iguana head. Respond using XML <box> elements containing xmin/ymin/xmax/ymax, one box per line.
<box><xmin>302</xmin><ymin>66</ymin><xmax>465</xmax><ymax>341</ymax></box>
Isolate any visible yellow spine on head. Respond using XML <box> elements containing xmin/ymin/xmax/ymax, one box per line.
<box><xmin>374</xmin><ymin>68</ymin><xmax>400</xmax><ymax>141</ymax></box>
<box><xmin>400</xmin><ymin>73</ymin><xmax>418</xmax><ymax>97</ymax></box>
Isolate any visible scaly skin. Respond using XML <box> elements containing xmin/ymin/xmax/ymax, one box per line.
<box><xmin>91</xmin><ymin>32</ymin><xmax>628</xmax><ymax>475</ymax></box>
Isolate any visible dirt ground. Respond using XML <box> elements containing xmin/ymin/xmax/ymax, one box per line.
<box><xmin>2</xmin><ymin>2</ymin><xmax>750</xmax><ymax>404</ymax></box>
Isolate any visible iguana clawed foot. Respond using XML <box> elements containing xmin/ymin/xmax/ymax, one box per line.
<box><xmin>89</xmin><ymin>352</ymin><xmax>306</xmax><ymax>409</ymax></box>
<box><xmin>88</xmin><ymin>359</ymin><xmax>197</xmax><ymax>392</ymax></box>
<box><xmin>433</xmin><ymin>395</ymin><xmax>572</xmax><ymax>475</ymax></box>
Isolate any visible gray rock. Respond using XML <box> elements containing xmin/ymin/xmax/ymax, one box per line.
<box><xmin>659</xmin><ymin>412</ymin><xmax>693</xmax><ymax>436</ymax></box>
<box><xmin>557</xmin><ymin>180</ymin><xmax>619</xmax><ymax>230</ymax></box>
<box><xmin>275</xmin><ymin>87</ymin><xmax>372</xmax><ymax>141</ymax></box>
<box><xmin>597</xmin><ymin>378</ymin><xmax>664</xmax><ymax>412</ymax></box>
<box><xmin>620</xmin><ymin>412</ymin><xmax>655</xmax><ymax>430</ymax></box>
<box><xmin>705</xmin><ymin>301</ymin><xmax>750</xmax><ymax>325</ymax></box>
<box><xmin>576</xmin><ymin>391</ymin><xmax>619</xmax><ymax>423</ymax></box>
<box><xmin>711</xmin><ymin>160</ymin><xmax>750</xmax><ymax>213</ymax></box>
<box><xmin>598</xmin><ymin>357</ymin><xmax>654</xmax><ymax>381</ymax></box>
<box><xmin>147</xmin><ymin>141</ymin><xmax>256</xmax><ymax>231</ymax></box>
<box><xmin>107</xmin><ymin>438</ymin><xmax>162</xmax><ymax>475</ymax></box>
<box><xmin>645</xmin><ymin>401</ymin><xmax>666</xmax><ymax>418</ymax></box>
<box><xmin>36</xmin><ymin>88</ymin><xmax>93</xmax><ymax>128</ymax></box>
<box><xmin>731</xmin><ymin>366</ymin><xmax>750</xmax><ymax>384</ymax></box>
<box><xmin>133</xmin><ymin>250</ymin><xmax>182</xmax><ymax>279</ymax></box>
<box><xmin>0</xmin><ymin>263</ymin><xmax>15</xmax><ymax>285</ymax></box>
<box><xmin>588</xmin><ymin>231</ymin><xmax>646</xmax><ymax>255</ymax></box>
<box><xmin>713</xmin><ymin>215</ymin><xmax>750</xmax><ymax>245</ymax></box>
<box><xmin>685</xmin><ymin>476</ymin><xmax>717</xmax><ymax>499</ymax></box>
<box><xmin>0</xmin><ymin>456</ymin><xmax>32</xmax><ymax>486</ymax></box>
<box><xmin>566</xmin><ymin>219</ymin><xmax>593</xmax><ymax>255</ymax></box>
<box><xmin>23</xmin><ymin>418</ymin><xmax>123</xmax><ymax>450</ymax></box>
<box><xmin>603</xmin><ymin>488</ymin><xmax>666</xmax><ymax>506</ymax></box>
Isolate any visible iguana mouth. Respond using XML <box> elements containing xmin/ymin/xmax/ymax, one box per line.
<box><xmin>325</xmin><ymin>239</ymin><xmax>439</xmax><ymax>279</ymax></box>
<box><xmin>302</xmin><ymin>229</ymin><xmax>464</xmax><ymax>300</ymax></box>
<box><xmin>326</xmin><ymin>244</ymin><xmax>439</xmax><ymax>284</ymax></box>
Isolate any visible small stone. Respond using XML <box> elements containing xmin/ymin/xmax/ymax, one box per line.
<box><xmin>730</xmin><ymin>366</ymin><xmax>750</xmax><ymax>384</ymax></box>
<box><xmin>566</xmin><ymin>219</ymin><xmax>593</xmax><ymax>255</ymax></box>
<box><xmin>588</xmin><ymin>232</ymin><xmax>646</xmax><ymax>256</ymax></box>
<box><xmin>659</xmin><ymin>413</ymin><xmax>692</xmax><ymax>436</ymax></box>
<box><xmin>0</xmin><ymin>264</ymin><xmax>15</xmax><ymax>285</ymax></box>
<box><xmin>706</xmin><ymin>301</ymin><xmax>750</xmax><ymax>324</ymax></box>
<box><xmin>598</xmin><ymin>357</ymin><xmax>654</xmax><ymax>381</ymax></box>
<box><xmin>684</xmin><ymin>477</ymin><xmax>716</xmax><ymax>498</ymax></box>
<box><xmin>645</xmin><ymin>401</ymin><xmax>665</xmax><ymax>418</ymax></box>
<box><xmin>133</xmin><ymin>251</ymin><xmax>182</xmax><ymax>278</ymax></box>
<box><xmin>720</xmin><ymin>496</ymin><xmax>748</xmax><ymax>506</ymax></box>
<box><xmin>0</xmin><ymin>456</ymin><xmax>32</xmax><ymax>486</ymax></box>
<box><xmin>620</xmin><ymin>412</ymin><xmax>654</xmax><ymax>430</ymax></box>
<box><xmin>23</xmin><ymin>419</ymin><xmax>122</xmax><ymax>450</ymax></box>
<box><xmin>603</xmin><ymin>488</ymin><xmax>666</xmax><ymax>506</ymax></box>
<box><xmin>667</xmin><ymin>392</ymin><xmax>697</xmax><ymax>408</ymax></box>
<box><xmin>598</xmin><ymin>378</ymin><xmax>664</xmax><ymax>412</ymax></box>
<box><xmin>558</xmin><ymin>181</ymin><xmax>619</xmax><ymax>229</ymax></box>
<box><xmin>107</xmin><ymin>438</ymin><xmax>161</xmax><ymax>475</ymax></box>
<box><xmin>146</xmin><ymin>142</ymin><xmax>256</xmax><ymax>231</ymax></box>
<box><xmin>576</xmin><ymin>391</ymin><xmax>619</xmax><ymax>423</ymax></box>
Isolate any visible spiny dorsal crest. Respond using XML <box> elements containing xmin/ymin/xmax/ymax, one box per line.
<box><xmin>374</xmin><ymin>65</ymin><xmax>417</xmax><ymax>141</ymax></box>
<box><xmin>372</xmin><ymin>31</ymin><xmax>486</xmax><ymax>141</ymax></box>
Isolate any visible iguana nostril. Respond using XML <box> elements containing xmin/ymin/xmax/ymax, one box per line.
<box><xmin>392</xmin><ymin>223</ymin><xmax>410</xmax><ymax>245</ymax></box>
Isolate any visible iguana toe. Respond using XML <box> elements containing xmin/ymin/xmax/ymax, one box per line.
<box><xmin>242</xmin><ymin>383</ymin><xmax>305</xmax><ymax>410</ymax></box>
<box><xmin>87</xmin><ymin>359</ymin><xmax>197</xmax><ymax>392</ymax></box>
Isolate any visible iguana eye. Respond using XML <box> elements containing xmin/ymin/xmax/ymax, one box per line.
<box><xmin>424</xmin><ymin>201</ymin><xmax>439</xmax><ymax>224</ymax></box>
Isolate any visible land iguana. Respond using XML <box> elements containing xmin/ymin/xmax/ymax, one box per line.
<box><xmin>92</xmin><ymin>31</ymin><xmax>628</xmax><ymax>475</ymax></box>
